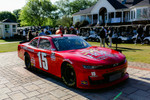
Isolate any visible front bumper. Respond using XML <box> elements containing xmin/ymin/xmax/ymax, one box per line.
<box><xmin>75</xmin><ymin>62</ymin><xmax>129</xmax><ymax>89</ymax></box>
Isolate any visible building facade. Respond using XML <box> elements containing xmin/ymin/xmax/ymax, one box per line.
<box><xmin>0</xmin><ymin>19</ymin><xmax>18</xmax><ymax>39</ymax></box>
<box><xmin>72</xmin><ymin>0</ymin><xmax>150</xmax><ymax>26</ymax></box>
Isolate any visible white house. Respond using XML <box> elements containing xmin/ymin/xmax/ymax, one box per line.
<box><xmin>0</xmin><ymin>19</ymin><xmax>18</xmax><ymax>39</ymax></box>
<box><xmin>72</xmin><ymin>0</ymin><xmax>150</xmax><ymax>26</ymax></box>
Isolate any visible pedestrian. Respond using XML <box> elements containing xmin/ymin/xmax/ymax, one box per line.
<box><xmin>136</xmin><ymin>25</ymin><xmax>144</xmax><ymax>45</ymax></box>
<box><xmin>64</xmin><ymin>26</ymin><xmax>70</xmax><ymax>34</ymax></box>
<box><xmin>107</xmin><ymin>27</ymin><xmax>113</xmax><ymax>47</ymax></box>
<box><xmin>99</xmin><ymin>27</ymin><xmax>106</xmax><ymax>47</ymax></box>
<box><xmin>28</xmin><ymin>30</ymin><xmax>34</xmax><ymax>41</ymax></box>
<box><xmin>39</xmin><ymin>29</ymin><xmax>46</xmax><ymax>36</ymax></box>
<box><xmin>56</xmin><ymin>25</ymin><xmax>64</xmax><ymax>36</ymax></box>
<box><xmin>70</xmin><ymin>26</ymin><xmax>77</xmax><ymax>35</ymax></box>
<box><xmin>23</xmin><ymin>29</ymin><xmax>26</xmax><ymax>40</ymax></box>
<box><xmin>36</xmin><ymin>31</ymin><xmax>39</xmax><ymax>36</ymax></box>
<box><xmin>47</xmin><ymin>29</ymin><xmax>52</xmax><ymax>35</ymax></box>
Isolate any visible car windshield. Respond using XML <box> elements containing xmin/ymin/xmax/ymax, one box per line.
<box><xmin>52</xmin><ymin>36</ymin><xmax>91</xmax><ymax>51</ymax></box>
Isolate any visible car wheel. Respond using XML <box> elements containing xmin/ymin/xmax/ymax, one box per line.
<box><xmin>24</xmin><ymin>53</ymin><xmax>32</xmax><ymax>70</ymax></box>
<box><xmin>144</xmin><ymin>39</ymin><xmax>149</xmax><ymax>44</ymax></box>
<box><xmin>62</xmin><ymin>63</ymin><xmax>76</xmax><ymax>87</ymax></box>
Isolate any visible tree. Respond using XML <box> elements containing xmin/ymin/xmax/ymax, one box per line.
<box><xmin>19</xmin><ymin>0</ymin><xmax>57</xmax><ymax>26</ymax></box>
<box><xmin>55</xmin><ymin>0</ymin><xmax>98</xmax><ymax>16</ymax></box>
<box><xmin>56</xmin><ymin>16</ymin><xmax>73</xmax><ymax>27</ymax></box>
<box><xmin>13</xmin><ymin>9</ymin><xmax>21</xmax><ymax>23</ymax></box>
<box><xmin>0</xmin><ymin>11</ymin><xmax>16</xmax><ymax>22</ymax></box>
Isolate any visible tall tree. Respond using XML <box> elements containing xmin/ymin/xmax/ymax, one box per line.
<box><xmin>56</xmin><ymin>16</ymin><xmax>72</xmax><ymax>27</ymax></box>
<box><xmin>19</xmin><ymin>0</ymin><xmax>57</xmax><ymax>26</ymax></box>
<box><xmin>55</xmin><ymin>0</ymin><xmax>98</xmax><ymax>16</ymax></box>
<box><xmin>13</xmin><ymin>9</ymin><xmax>21</xmax><ymax>22</ymax></box>
<box><xmin>0</xmin><ymin>11</ymin><xmax>16</xmax><ymax>22</ymax></box>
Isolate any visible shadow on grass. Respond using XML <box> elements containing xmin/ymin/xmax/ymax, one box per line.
<box><xmin>24</xmin><ymin>67</ymin><xmax>150</xmax><ymax>99</ymax></box>
<box><xmin>111</xmin><ymin>46</ymin><xmax>142</xmax><ymax>52</ymax></box>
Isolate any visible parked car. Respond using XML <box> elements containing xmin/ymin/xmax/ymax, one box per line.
<box><xmin>144</xmin><ymin>36</ymin><xmax>150</xmax><ymax>44</ymax></box>
<box><xmin>18</xmin><ymin>34</ymin><xmax>129</xmax><ymax>89</ymax></box>
<box><xmin>118</xmin><ymin>35</ymin><xmax>132</xmax><ymax>43</ymax></box>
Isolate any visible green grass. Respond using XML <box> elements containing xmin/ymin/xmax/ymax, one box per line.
<box><xmin>88</xmin><ymin>42</ymin><xmax>150</xmax><ymax>64</ymax></box>
<box><xmin>0</xmin><ymin>43</ymin><xmax>19</xmax><ymax>53</ymax></box>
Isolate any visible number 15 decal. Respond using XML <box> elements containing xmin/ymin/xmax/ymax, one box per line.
<box><xmin>37</xmin><ymin>52</ymin><xmax>48</xmax><ymax>70</ymax></box>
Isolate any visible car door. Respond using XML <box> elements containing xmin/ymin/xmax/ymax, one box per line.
<box><xmin>36</xmin><ymin>38</ymin><xmax>53</xmax><ymax>73</ymax></box>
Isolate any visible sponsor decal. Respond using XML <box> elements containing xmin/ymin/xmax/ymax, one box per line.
<box><xmin>50</xmin><ymin>53</ymin><xmax>56</xmax><ymax>61</ymax></box>
<box><xmin>81</xmin><ymin>81</ymin><xmax>88</xmax><ymax>85</ymax></box>
<box><xmin>81</xmin><ymin>48</ymin><xmax>118</xmax><ymax>61</ymax></box>
<box><xmin>91</xmin><ymin>72</ymin><xmax>96</xmax><ymax>76</ymax></box>
<box><xmin>31</xmin><ymin>57</ymin><xmax>35</xmax><ymax>66</ymax></box>
<box><xmin>21</xmin><ymin>46</ymin><xmax>34</xmax><ymax>52</ymax></box>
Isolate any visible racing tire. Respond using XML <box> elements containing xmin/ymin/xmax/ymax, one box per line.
<box><xmin>24</xmin><ymin>53</ymin><xmax>32</xmax><ymax>70</ymax></box>
<box><xmin>61</xmin><ymin>64</ymin><xmax>76</xmax><ymax>87</ymax></box>
<box><xmin>144</xmin><ymin>39</ymin><xmax>149</xmax><ymax>44</ymax></box>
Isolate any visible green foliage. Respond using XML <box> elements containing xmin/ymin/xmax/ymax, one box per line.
<box><xmin>56</xmin><ymin>0</ymin><xmax>98</xmax><ymax>16</ymax></box>
<box><xmin>0</xmin><ymin>11</ymin><xmax>17</xmax><ymax>22</ymax></box>
<box><xmin>13</xmin><ymin>9</ymin><xmax>21</xmax><ymax>23</ymax></box>
<box><xmin>56</xmin><ymin>16</ymin><xmax>73</xmax><ymax>27</ymax></box>
<box><xmin>19</xmin><ymin>0</ymin><xmax>57</xmax><ymax>26</ymax></box>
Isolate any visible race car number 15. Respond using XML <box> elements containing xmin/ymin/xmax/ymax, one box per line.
<box><xmin>37</xmin><ymin>52</ymin><xmax>48</xmax><ymax>70</ymax></box>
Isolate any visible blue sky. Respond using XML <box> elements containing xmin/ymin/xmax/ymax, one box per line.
<box><xmin>0</xmin><ymin>0</ymin><xmax>59</xmax><ymax>12</ymax></box>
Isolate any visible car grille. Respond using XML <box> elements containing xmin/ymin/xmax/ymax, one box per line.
<box><xmin>89</xmin><ymin>68</ymin><xmax>126</xmax><ymax>85</ymax></box>
<box><xmin>95</xmin><ymin>60</ymin><xmax>126</xmax><ymax>69</ymax></box>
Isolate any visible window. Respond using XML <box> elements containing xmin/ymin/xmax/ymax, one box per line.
<box><xmin>137</xmin><ymin>9</ymin><xmax>141</xmax><ymax>19</ymax></box>
<box><xmin>143</xmin><ymin>8</ymin><xmax>148</xmax><ymax>18</ymax></box>
<box><xmin>5</xmin><ymin>24</ymin><xmax>10</xmax><ymax>33</ymax></box>
<box><xmin>52</xmin><ymin>36</ymin><xmax>91</xmax><ymax>51</ymax></box>
<box><xmin>39</xmin><ymin>39</ymin><xmax>51</xmax><ymax>50</ymax></box>
<box><xmin>30</xmin><ymin>39</ymin><xmax>38</xmax><ymax>47</ymax></box>
<box><xmin>12</xmin><ymin>25</ymin><xmax>16</xmax><ymax>33</ymax></box>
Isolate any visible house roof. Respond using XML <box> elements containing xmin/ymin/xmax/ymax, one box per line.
<box><xmin>72</xmin><ymin>5</ymin><xmax>95</xmax><ymax>15</ymax></box>
<box><xmin>108</xmin><ymin>0</ymin><xmax>150</xmax><ymax>9</ymax></box>
<box><xmin>1</xmin><ymin>19</ymin><xmax>17</xmax><ymax>23</ymax></box>
<box><xmin>73</xmin><ymin>0</ymin><xmax>150</xmax><ymax>15</ymax></box>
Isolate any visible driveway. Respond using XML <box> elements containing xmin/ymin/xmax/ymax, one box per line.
<box><xmin>0</xmin><ymin>52</ymin><xmax>150</xmax><ymax>100</ymax></box>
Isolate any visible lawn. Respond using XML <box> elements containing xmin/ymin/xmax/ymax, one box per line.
<box><xmin>89</xmin><ymin>42</ymin><xmax>150</xmax><ymax>64</ymax></box>
<box><xmin>0</xmin><ymin>42</ymin><xmax>19</xmax><ymax>53</ymax></box>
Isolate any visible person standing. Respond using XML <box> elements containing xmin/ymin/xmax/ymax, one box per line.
<box><xmin>64</xmin><ymin>26</ymin><xmax>70</xmax><ymax>34</ymax></box>
<box><xmin>28</xmin><ymin>30</ymin><xmax>34</xmax><ymax>41</ymax></box>
<box><xmin>56</xmin><ymin>25</ymin><xmax>64</xmax><ymax>36</ymax></box>
<box><xmin>136</xmin><ymin>25</ymin><xmax>144</xmax><ymax>44</ymax></box>
<box><xmin>23</xmin><ymin>29</ymin><xmax>26</xmax><ymax>40</ymax></box>
<box><xmin>39</xmin><ymin>29</ymin><xmax>46</xmax><ymax>36</ymax></box>
<box><xmin>70</xmin><ymin>26</ymin><xmax>77</xmax><ymax>35</ymax></box>
<box><xmin>107</xmin><ymin>27</ymin><xmax>113</xmax><ymax>47</ymax></box>
<box><xmin>99</xmin><ymin>27</ymin><xmax>106</xmax><ymax>47</ymax></box>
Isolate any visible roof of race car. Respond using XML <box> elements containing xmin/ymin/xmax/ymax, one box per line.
<box><xmin>36</xmin><ymin>34</ymin><xmax>77</xmax><ymax>39</ymax></box>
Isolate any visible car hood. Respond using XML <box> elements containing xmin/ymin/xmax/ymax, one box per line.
<box><xmin>58</xmin><ymin>46</ymin><xmax>126</xmax><ymax>65</ymax></box>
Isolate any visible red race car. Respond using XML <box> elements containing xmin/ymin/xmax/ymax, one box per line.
<box><xmin>18</xmin><ymin>34</ymin><xmax>129</xmax><ymax>89</ymax></box>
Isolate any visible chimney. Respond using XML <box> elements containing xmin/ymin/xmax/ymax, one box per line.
<box><xmin>121</xmin><ymin>0</ymin><xmax>126</xmax><ymax>4</ymax></box>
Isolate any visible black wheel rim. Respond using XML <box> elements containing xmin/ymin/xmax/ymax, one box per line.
<box><xmin>64</xmin><ymin>67</ymin><xmax>76</xmax><ymax>85</ymax></box>
<box><xmin>25</xmin><ymin>55</ymin><xmax>30</xmax><ymax>69</ymax></box>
